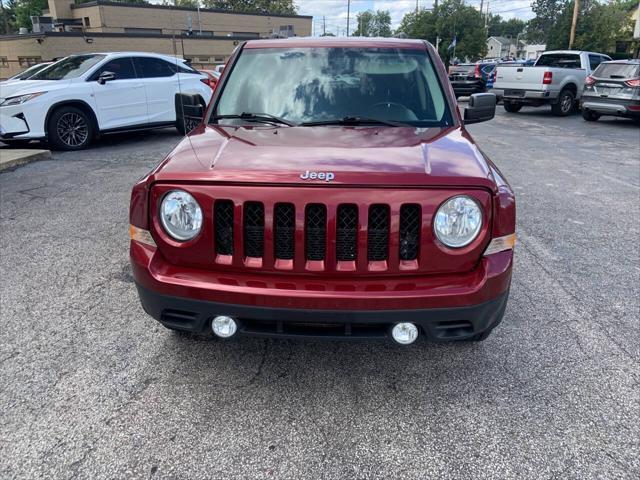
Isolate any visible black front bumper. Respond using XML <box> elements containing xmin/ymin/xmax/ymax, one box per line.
<box><xmin>136</xmin><ymin>284</ymin><xmax>509</xmax><ymax>342</ymax></box>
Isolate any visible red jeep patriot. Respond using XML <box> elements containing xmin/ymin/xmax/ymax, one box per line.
<box><xmin>129</xmin><ymin>38</ymin><xmax>515</xmax><ymax>345</ymax></box>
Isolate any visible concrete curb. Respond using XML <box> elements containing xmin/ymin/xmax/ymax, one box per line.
<box><xmin>0</xmin><ymin>149</ymin><xmax>52</xmax><ymax>172</ymax></box>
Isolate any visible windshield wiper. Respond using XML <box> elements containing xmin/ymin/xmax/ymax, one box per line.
<box><xmin>300</xmin><ymin>116</ymin><xmax>410</xmax><ymax>127</ymax></box>
<box><xmin>212</xmin><ymin>112</ymin><xmax>296</xmax><ymax>126</ymax></box>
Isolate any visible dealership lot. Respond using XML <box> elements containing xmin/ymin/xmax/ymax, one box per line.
<box><xmin>1</xmin><ymin>109</ymin><xmax>638</xmax><ymax>479</ymax></box>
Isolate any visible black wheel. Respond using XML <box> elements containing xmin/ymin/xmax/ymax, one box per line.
<box><xmin>176</xmin><ymin>96</ymin><xmax>204</xmax><ymax>135</ymax></box>
<box><xmin>581</xmin><ymin>109</ymin><xmax>600</xmax><ymax>122</ymax></box>
<box><xmin>1</xmin><ymin>139</ymin><xmax>31</xmax><ymax>147</ymax></box>
<box><xmin>551</xmin><ymin>89</ymin><xmax>575</xmax><ymax>116</ymax></box>
<box><xmin>48</xmin><ymin>106</ymin><xmax>93</xmax><ymax>150</ymax></box>
<box><xmin>503</xmin><ymin>101</ymin><xmax>522</xmax><ymax>113</ymax></box>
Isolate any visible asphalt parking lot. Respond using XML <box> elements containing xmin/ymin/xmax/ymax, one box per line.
<box><xmin>1</xmin><ymin>107</ymin><xmax>639</xmax><ymax>479</ymax></box>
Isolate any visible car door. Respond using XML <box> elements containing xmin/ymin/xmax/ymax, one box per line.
<box><xmin>133</xmin><ymin>57</ymin><xmax>178</xmax><ymax>124</ymax></box>
<box><xmin>89</xmin><ymin>57</ymin><xmax>148</xmax><ymax>130</ymax></box>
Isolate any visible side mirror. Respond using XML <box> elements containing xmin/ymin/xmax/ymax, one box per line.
<box><xmin>97</xmin><ymin>71</ymin><xmax>116</xmax><ymax>85</ymax></box>
<box><xmin>178</xmin><ymin>93</ymin><xmax>204</xmax><ymax>119</ymax></box>
<box><xmin>463</xmin><ymin>93</ymin><xmax>496</xmax><ymax>124</ymax></box>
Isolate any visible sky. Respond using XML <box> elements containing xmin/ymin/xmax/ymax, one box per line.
<box><xmin>295</xmin><ymin>1</ymin><xmax>536</xmax><ymax>37</ymax></box>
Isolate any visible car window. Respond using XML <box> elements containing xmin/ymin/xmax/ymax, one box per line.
<box><xmin>215</xmin><ymin>47</ymin><xmax>452</xmax><ymax>127</ymax></box>
<box><xmin>89</xmin><ymin>57</ymin><xmax>137</xmax><ymax>81</ymax></box>
<box><xmin>30</xmin><ymin>54</ymin><xmax>106</xmax><ymax>80</ymax></box>
<box><xmin>177</xmin><ymin>62</ymin><xmax>199</xmax><ymax>74</ymax></box>
<box><xmin>134</xmin><ymin>57</ymin><xmax>176</xmax><ymax>78</ymax></box>
<box><xmin>589</xmin><ymin>54</ymin><xmax>604</xmax><ymax>72</ymax></box>
<box><xmin>535</xmin><ymin>54</ymin><xmax>581</xmax><ymax>69</ymax></box>
<box><xmin>593</xmin><ymin>63</ymin><xmax>640</xmax><ymax>79</ymax></box>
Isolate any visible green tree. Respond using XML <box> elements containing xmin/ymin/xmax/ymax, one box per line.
<box><xmin>202</xmin><ymin>0</ymin><xmax>297</xmax><ymax>15</ymax></box>
<box><xmin>13</xmin><ymin>0</ymin><xmax>47</xmax><ymax>31</ymax></box>
<box><xmin>545</xmin><ymin>0</ymin><xmax>636</xmax><ymax>52</ymax></box>
<box><xmin>353</xmin><ymin>9</ymin><xmax>392</xmax><ymax>37</ymax></box>
<box><xmin>398</xmin><ymin>0</ymin><xmax>486</xmax><ymax>61</ymax></box>
<box><xmin>526</xmin><ymin>0</ymin><xmax>566</xmax><ymax>44</ymax></box>
<box><xmin>0</xmin><ymin>0</ymin><xmax>17</xmax><ymax>35</ymax></box>
<box><xmin>396</xmin><ymin>8</ymin><xmax>435</xmax><ymax>41</ymax></box>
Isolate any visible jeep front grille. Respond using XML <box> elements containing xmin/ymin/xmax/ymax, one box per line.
<box><xmin>214</xmin><ymin>200</ymin><xmax>234</xmax><ymax>255</ymax></box>
<box><xmin>367</xmin><ymin>204</ymin><xmax>390</xmax><ymax>262</ymax></box>
<box><xmin>305</xmin><ymin>204</ymin><xmax>326</xmax><ymax>261</ymax></box>
<box><xmin>243</xmin><ymin>202</ymin><xmax>264</xmax><ymax>258</ymax></box>
<box><xmin>210</xmin><ymin>198</ymin><xmax>435</xmax><ymax>273</ymax></box>
<box><xmin>274</xmin><ymin>203</ymin><xmax>295</xmax><ymax>260</ymax></box>
<box><xmin>336</xmin><ymin>204</ymin><xmax>358</xmax><ymax>261</ymax></box>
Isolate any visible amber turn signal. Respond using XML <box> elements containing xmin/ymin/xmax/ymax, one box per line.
<box><xmin>483</xmin><ymin>233</ymin><xmax>516</xmax><ymax>256</ymax></box>
<box><xmin>129</xmin><ymin>225</ymin><xmax>157</xmax><ymax>247</ymax></box>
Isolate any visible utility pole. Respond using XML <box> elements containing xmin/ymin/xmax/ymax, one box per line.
<box><xmin>346</xmin><ymin>0</ymin><xmax>350</xmax><ymax>36</ymax></box>
<box><xmin>569</xmin><ymin>0</ymin><xmax>580</xmax><ymax>49</ymax></box>
<box><xmin>485</xmin><ymin>1</ymin><xmax>490</xmax><ymax>30</ymax></box>
<box><xmin>323</xmin><ymin>15</ymin><xmax>326</xmax><ymax>36</ymax></box>
<box><xmin>416</xmin><ymin>0</ymin><xmax>418</xmax><ymax>12</ymax></box>
<box><xmin>197</xmin><ymin>2</ymin><xmax>202</xmax><ymax>35</ymax></box>
<box><xmin>480</xmin><ymin>0</ymin><xmax>484</xmax><ymax>19</ymax></box>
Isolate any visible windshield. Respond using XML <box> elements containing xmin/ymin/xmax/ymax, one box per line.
<box><xmin>214</xmin><ymin>47</ymin><xmax>452</xmax><ymax>127</ymax></box>
<box><xmin>30</xmin><ymin>55</ymin><xmax>106</xmax><ymax>81</ymax></box>
<box><xmin>594</xmin><ymin>63</ymin><xmax>640</xmax><ymax>79</ymax></box>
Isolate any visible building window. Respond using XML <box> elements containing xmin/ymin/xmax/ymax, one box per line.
<box><xmin>18</xmin><ymin>57</ymin><xmax>42</xmax><ymax>67</ymax></box>
<box><xmin>0</xmin><ymin>57</ymin><xmax>8</xmax><ymax>68</ymax></box>
<box><xmin>84</xmin><ymin>17</ymin><xmax>91</xmax><ymax>27</ymax></box>
<box><xmin>124</xmin><ymin>27</ymin><xmax>163</xmax><ymax>35</ymax></box>
<box><xmin>214</xmin><ymin>56</ymin><xmax>225</xmax><ymax>62</ymax></box>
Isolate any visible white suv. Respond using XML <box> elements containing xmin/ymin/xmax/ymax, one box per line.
<box><xmin>0</xmin><ymin>52</ymin><xmax>213</xmax><ymax>150</ymax></box>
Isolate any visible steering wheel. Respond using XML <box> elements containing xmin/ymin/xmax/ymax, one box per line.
<box><xmin>369</xmin><ymin>101</ymin><xmax>417</xmax><ymax>120</ymax></box>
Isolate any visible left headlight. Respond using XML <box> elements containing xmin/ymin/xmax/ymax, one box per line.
<box><xmin>434</xmin><ymin>195</ymin><xmax>483</xmax><ymax>248</ymax></box>
<box><xmin>160</xmin><ymin>190</ymin><xmax>203</xmax><ymax>241</ymax></box>
<box><xmin>0</xmin><ymin>92</ymin><xmax>46</xmax><ymax>107</ymax></box>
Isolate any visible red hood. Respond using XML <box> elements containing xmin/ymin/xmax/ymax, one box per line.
<box><xmin>151</xmin><ymin>125</ymin><xmax>496</xmax><ymax>190</ymax></box>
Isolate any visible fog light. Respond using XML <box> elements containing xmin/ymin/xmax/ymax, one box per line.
<box><xmin>211</xmin><ymin>316</ymin><xmax>237</xmax><ymax>338</ymax></box>
<box><xmin>391</xmin><ymin>323</ymin><xmax>419</xmax><ymax>345</ymax></box>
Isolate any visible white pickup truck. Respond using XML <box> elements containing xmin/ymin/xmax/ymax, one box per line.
<box><xmin>492</xmin><ymin>50</ymin><xmax>611</xmax><ymax>116</ymax></box>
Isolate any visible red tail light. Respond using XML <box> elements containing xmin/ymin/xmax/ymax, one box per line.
<box><xmin>625</xmin><ymin>78</ymin><xmax>640</xmax><ymax>88</ymax></box>
<box><xmin>200</xmin><ymin>78</ymin><xmax>210</xmax><ymax>86</ymax></box>
<box><xmin>585</xmin><ymin>75</ymin><xmax>595</xmax><ymax>86</ymax></box>
<box><xmin>474</xmin><ymin>64</ymin><xmax>481</xmax><ymax>79</ymax></box>
<box><xmin>543</xmin><ymin>71</ymin><xmax>553</xmax><ymax>85</ymax></box>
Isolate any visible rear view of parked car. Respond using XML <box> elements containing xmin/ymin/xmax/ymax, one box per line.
<box><xmin>448</xmin><ymin>62</ymin><xmax>491</xmax><ymax>98</ymax></box>
<box><xmin>581</xmin><ymin>60</ymin><xmax>640</xmax><ymax>123</ymax></box>
<box><xmin>0</xmin><ymin>52</ymin><xmax>212</xmax><ymax>150</ymax></box>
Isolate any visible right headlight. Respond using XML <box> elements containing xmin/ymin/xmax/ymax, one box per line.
<box><xmin>0</xmin><ymin>92</ymin><xmax>46</xmax><ymax>107</ymax></box>
<box><xmin>160</xmin><ymin>190</ymin><xmax>203</xmax><ymax>241</ymax></box>
<box><xmin>434</xmin><ymin>195</ymin><xmax>483</xmax><ymax>248</ymax></box>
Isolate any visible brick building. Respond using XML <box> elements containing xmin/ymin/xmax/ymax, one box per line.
<box><xmin>0</xmin><ymin>0</ymin><xmax>312</xmax><ymax>78</ymax></box>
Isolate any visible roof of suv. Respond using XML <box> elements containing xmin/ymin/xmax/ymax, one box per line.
<box><xmin>244</xmin><ymin>36</ymin><xmax>428</xmax><ymax>49</ymax></box>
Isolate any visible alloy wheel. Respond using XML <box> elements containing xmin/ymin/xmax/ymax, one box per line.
<box><xmin>56</xmin><ymin>112</ymin><xmax>89</xmax><ymax>148</ymax></box>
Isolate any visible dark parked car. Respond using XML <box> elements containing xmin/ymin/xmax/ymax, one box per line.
<box><xmin>130</xmin><ymin>37</ymin><xmax>514</xmax><ymax>346</ymax></box>
<box><xmin>448</xmin><ymin>62</ymin><xmax>494</xmax><ymax>98</ymax></box>
<box><xmin>581</xmin><ymin>59</ymin><xmax>640</xmax><ymax>123</ymax></box>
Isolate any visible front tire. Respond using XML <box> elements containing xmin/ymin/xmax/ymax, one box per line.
<box><xmin>551</xmin><ymin>89</ymin><xmax>575</xmax><ymax>116</ymax></box>
<box><xmin>503</xmin><ymin>101</ymin><xmax>522</xmax><ymax>113</ymax></box>
<box><xmin>48</xmin><ymin>106</ymin><xmax>93</xmax><ymax>150</ymax></box>
<box><xmin>582</xmin><ymin>109</ymin><xmax>600</xmax><ymax>121</ymax></box>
